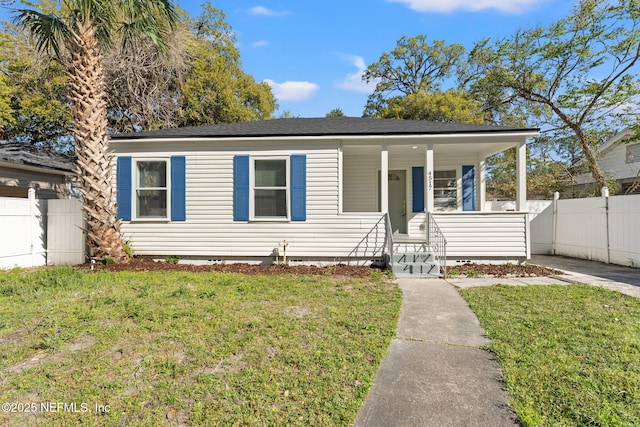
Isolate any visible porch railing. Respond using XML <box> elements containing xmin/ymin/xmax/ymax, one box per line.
<box><xmin>429</xmin><ymin>212</ymin><xmax>528</xmax><ymax>260</ymax></box>
<box><xmin>347</xmin><ymin>214</ymin><xmax>388</xmax><ymax>261</ymax></box>
<box><xmin>428</xmin><ymin>213</ymin><xmax>447</xmax><ymax>278</ymax></box>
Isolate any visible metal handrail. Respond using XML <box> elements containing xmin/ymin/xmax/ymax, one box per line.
<box><xmin>428</xmin><ymin>213</ymin><xmax>447</xmax><ymax>278</ymax></box>
<box><xmin>347</xmin><ymin>214</ymin><xmax>388</xmax><ymax>261</ymax></box>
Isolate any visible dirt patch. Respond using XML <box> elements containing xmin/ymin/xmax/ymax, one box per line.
<box><xmin>448</xmin><ymin>263</ymin><xmax>562</xmax><ymax>278</ymax></box>
<box><xmin>76</xmin><ymin>258</ymin><xmax>562</xmax><ymax>279</ymax></box>
<box><xmin>62</xmin><ymin>334</ymin><xmax>96</xmax><ymax>352</ymax></box>
<box><xmin>4</xmin><ymin>334</ymin><xmax>97</xmax><ymax>375</ymax></box>
<box><xmin>285</xmin><ymin>306</ymin><xmax>311</xmax><ymax>318</ymax></box>
<box><xmin>79</xmin><ymin>258</ymin><xmax>377</xmax><ymax>278</ymax></box>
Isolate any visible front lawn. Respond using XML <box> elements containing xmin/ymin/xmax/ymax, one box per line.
<box><xmin>461</xmin><ymin>284</ymin><xmax>640</xmax><ymax>427</ymax></box>
<box><xmin>0</xmin><ymin>267</ymin><xmax>401</xmax><ymax>426</ymax></box>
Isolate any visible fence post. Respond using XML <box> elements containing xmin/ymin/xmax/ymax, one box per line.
<box><xmin>602</xmin><ymin>186</ymin><xmax>610</xmax><ymax>264</ymax></box>
<box><xmin>552</xmin><ymin>191</ymin><xmax>559</xmax><ymax>255</ymax></box>
<box><xmin>28</xmin><ymin>187</ymin><xmax>37</xmax><ymax>266</ymax></box>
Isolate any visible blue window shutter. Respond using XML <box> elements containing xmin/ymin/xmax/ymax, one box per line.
<box><xmin>116</xmin><ymin>156</ymin><xmax>132</xmax><ymax>221</ymax></box>
<box><xmin>412</xmin><ymin>166</ymin><xmax>424</xmax><ymax>213</ymax></box>
<box><xmin>233</xmin><ymin>155</ymin><xmax>250</xmax><ymax>221</ymax></box>
<box><xmin>462</xmin><ymin>165</ymin><xmax>476</xmax><ymax>211</ymax></box>
<box><xmin>171</xmin><ymin>156</ymin><xmax>186</xmax><ymax>221</ymax></box>
<box><xmin>290</xmin><ymin>155</ymin><xmax>307</xmax><ymax>221</ymax></box>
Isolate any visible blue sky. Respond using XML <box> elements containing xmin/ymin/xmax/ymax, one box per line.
<box><xmin>1</xmin><ymin>0</ymin><xmax>578</xmax><ymax>118</ymax></box>
<box><xmin>200</xmin><ymin>0</ymin><xmax>577</xmax><ymax>117</ymax></box>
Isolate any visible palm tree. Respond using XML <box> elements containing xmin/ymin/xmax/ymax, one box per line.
<box><xmin>14</xmin><ymin>0</ymin><xmax>177</xmax><ymax>262</ymax></box>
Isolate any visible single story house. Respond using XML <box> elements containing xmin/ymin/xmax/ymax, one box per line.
<box><xmin>572</xmin><ymin>128</ymin><xmax>640</xmax><ymax>195</ymax></box>
<box><xmin>111</xmin><ymin>117</ymin><xmax>538</xmax><ymax>276</ymax></box>
<box><xmin>0</xmin><ymin>143</ymin><xmax>76</xmax><ymax>199</ymax></box>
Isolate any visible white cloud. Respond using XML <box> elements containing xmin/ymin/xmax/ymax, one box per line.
<box><xmin>263</xmin><ymin>79</ymin><xmax>320</xmax><ymax>101</ymax></box>
<box><xmin>249</xmin><ymin>6</ymin><xmax>289</xmax><ymax>16</ymax></box>
<box><xmin>335</xmin><ymin>55</ymin><xmax>377</xmax><ymax>93</ymax></box>
<box><xmin>252</xmin><ymin>40</ymin><xmax>270</xmax><ymax>47</ymax></box>
<box><xmin>388</xmin><ymin>0</ymin><xmax>543</xmax><ymax>14</ymax></box>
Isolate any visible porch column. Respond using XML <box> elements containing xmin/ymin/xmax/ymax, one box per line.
<box><xmin>380</xmin><ymin>145</ymin><xmax>389</xmax><ymax>213</ymax></box>
<box><xmin>425</xmin><ymin>144</ymin><xmax>434</xmax><ymax>212</ymax></box>
<box><xmin>516</xmin><ymin>140</ymin><xmax>527</xmax><ymax>211</ymax></box>
<box><xmin>479</xmin><ymin>157</ymin><xmax>486</xmax><ymax>211</ymax></box>
<box><xmin>338</xmin><ymin>144</ymin><xmax>343</xmax><ymax>214</ymax></box>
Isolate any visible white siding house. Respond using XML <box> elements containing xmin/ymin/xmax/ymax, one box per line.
<box><xmin>111</xmin><ymin>117</ymin><xmax>538</xmax><ymax>269</ymax></box>
<box><xmin>0</xmin><ymin>143</ymin><xmax>76</xmax><ymax>199</ymax></box>
<box><xmin>573</xmin><ymin>128</ymin><xmax>640</xmax><ymax>195</ymax></box>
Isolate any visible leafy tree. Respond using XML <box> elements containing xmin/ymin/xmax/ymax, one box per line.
<box><xmin>104</xmin><ymin>20</ymin><xmax>189</xmax><ymax>133</ymax></box>
<box><xmin>0</xmin><ymin>26</ymin><xmax>71</xmax><ymax>150</ymax></box>
<box><xmin>486</xmin><ymin>145</ymin><xmax>571</xmax><ymax>200</ymax></box>
<box><xmin>3</xmin><ymin>3</ymin><xmax>275</xmax><ymax>140</ymax></box>
<box><xmin>325</xmin><ymin>108</ymin><xmax>344</xmax><ymax>118</ymax></box>
<box><xmin>478</xmin><ymin>0</ymin><xmax>640</xmax><ymax>193</ymax></box>
<box><xmin>372</xmin><ymin>89</ymin><xmax>485</xmax><ymax>124</ymax></box>
<box><xmin>14</xmin><ymin>0</ymin><xmax>178</xmax><ymax>261</ymax></box>
<box><xmin>362</xmin><ymin>35</ymin><xmax>465</xmax><ymax>118</ymax></box>
<box><xmin>277</xmin><ymin>110</ymin><xmax>300</xmax><ymax>119</ymax></box>
<box><xmin>178</xmin><ymin>4</ymin><xmax>276</xmax><ymax>126</ymax></box>
<box><xmin>0</xmin><ymin>55</ymin><xmax>14</xmax><ymax>140</ymax></box>
<box><xmin>460</xmin><ymin>39</ymin><xmax>543</xmax><ymax>127</ymax></box>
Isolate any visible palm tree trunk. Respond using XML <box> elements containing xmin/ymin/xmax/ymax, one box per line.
<box><xmin>67</xmin><ymin>21</ymin><xmax>127</xmax><ymax>262</ymax></box>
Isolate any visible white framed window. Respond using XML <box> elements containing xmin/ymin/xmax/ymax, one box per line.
<box><xmin>134</xmin><ymin>159</ymin><xmax>170</xmax><ymax>220</ymax></box>
<box><xmin>626</xmin><ymin>143</ymin><xmax>640</xmax><ymax>164</ymax></box>
<box><xmin>251</xmin><ymin>157</ymin><xmax>289</xmax><ymax>220</ymax></box>
<box><xmin>434</xmin><ymin>170</ymin><xmax>457</xmax><ymax>209</ymax></box>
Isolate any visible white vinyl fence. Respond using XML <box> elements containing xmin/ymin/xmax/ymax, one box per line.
<box><xmin>553</xmin><ymin>193</ymin><xmax>640</xmax><ymax>267</ymax></box>
<box><xmin>488</xmin><ymin>193</ymin><xmax>640</xmax><ymax>268</ymax></box>
<box><xmin>0</xmin><ymin>191</ymin><xmax>84</xmax><ymax>269</ymax></box>
<box><xmin>0</xmin><ymin>191</ymin><xmax>47</xmax><ymax>268</ymax></box>
<box><xmin>47</xmin><ymin>199</ymin><xmax>85</xmax><ymax>266</ymax></box>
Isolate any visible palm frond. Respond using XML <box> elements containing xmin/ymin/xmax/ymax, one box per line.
<box><xmin>118</xmin><ymin>0</ymin><xmax>178</xmax><ymax>52</ymax></box>
<box><xmin>13</xmin><ymin>9</ymin><xmax>70</xmax><ymax>58</ymax></box>
<box><xmin>119</xmin><ymin>18</ymin><xmax>164</xmax><ymax>51</ymax></box>
<box><xmin>88</xmin><ymin>0</ymin><xmax>118</xmax><ymax>48</ymax></box>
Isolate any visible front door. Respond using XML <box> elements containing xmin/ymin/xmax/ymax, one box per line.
<box><xmin>462</xmin><ymin>165</ymin><xmax>476</xmax><ymax>211</ymax></box>
<box><xmin>379</xmin><ymin>170</ymin><xmax>407</xmax><ymax>234</ymax></box>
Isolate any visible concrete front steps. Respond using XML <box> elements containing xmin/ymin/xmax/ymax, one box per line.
<box><xmin>391</xmin><ymin>242</ymin><xmax>442</xmax><ymax>278</ymax></box>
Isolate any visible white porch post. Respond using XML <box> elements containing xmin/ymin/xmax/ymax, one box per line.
<box><xmin>516</xmin><ymin>140</ymin><xmax>527</xmax><ymax>211</ymax></box>
<box><xmin>479</xmin><ymin>157</ymin><xmax>486</xmax><ymax>212</ymax></box>
<box><xmin>338</xmin><ymin>144</ymin><xmax>343</xmax><ymax>214</ymax></box>
<box><xmin>380</xmin><ymin>145</ymin><xmax>389</xmax><ymax>213</ymax></box>
<box><xmin>425</xmin><ymin>143</ymin><xmax>434</xmax><ymax>212</ymax></box>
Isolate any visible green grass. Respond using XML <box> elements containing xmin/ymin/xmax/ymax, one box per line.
<box><xmin>460</xmin><ymin>284</ymin><xmax>640</xmax><ymax>427</ymax></box>
<box><xmin>0</xmin><ymin>267</ymin><xmax>401</xmax><ymax>426</ymax></box>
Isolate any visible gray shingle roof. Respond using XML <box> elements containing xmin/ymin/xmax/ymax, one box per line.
<box><xmin>112</xmin><ymin>117</ymin><xmax>538</xmax><ymax>140</ymax></box>
<box><xmin>0</xmin><ymin>143</ymin><xmax>76</xmax><ymax>173</ymax></box>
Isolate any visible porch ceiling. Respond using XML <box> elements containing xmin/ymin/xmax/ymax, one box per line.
<box><xmin>342</xmin><ymin>141</ymin><xmax>515</xmax><ymax>159</ymax></box>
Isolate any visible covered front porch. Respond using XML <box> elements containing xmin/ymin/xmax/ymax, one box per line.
<box><xmin>339</xmin><ymin>130</ymin><xmax>535</xmax><ymax>272</ymax></box>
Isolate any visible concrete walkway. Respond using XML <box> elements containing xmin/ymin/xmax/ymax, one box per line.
<box><xmin>355</xmin><ymin>256</ymin><xmax>640</xmax><ymax>426</ymax></box>
<box><xmin>354</xmin><ymin>279</ymin><xmax>519</xmax><ymax>427</ymax></box>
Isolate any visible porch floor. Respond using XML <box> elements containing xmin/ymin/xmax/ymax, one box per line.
<box><xmin>393</xmin><ymin>234</ymin><xmax>427</xmax><ymax>243</ymax></box>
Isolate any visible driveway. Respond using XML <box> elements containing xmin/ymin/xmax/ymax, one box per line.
<box><xmin>448</xmin><ymin>255</ymin><xmax>640</xmax><ymax>298</ymax></box>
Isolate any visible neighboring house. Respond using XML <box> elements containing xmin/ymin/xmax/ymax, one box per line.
<box><xmin>0</xmin><ymin>143</ymin><xmax>76</xmax><ymax>199</ymax></box>
<box><xmin>111</xmin><ymin>117</ymin><xmax>538</xmax><ymax>276</ymax></box>
<box><xmin>572</xmin><ymin>128</ymin><xmax>640</xmax><ymax>195</ymax></box>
